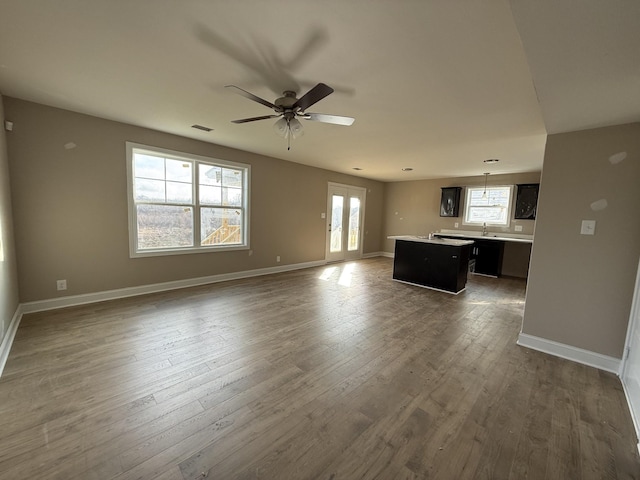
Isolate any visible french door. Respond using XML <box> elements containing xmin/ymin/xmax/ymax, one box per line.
<box><xmin>325</xmin><ymin>183</ymin><xmax>366</xmax><ymax>262</ymax></box>
<box><xmin>621</xmin><ymin>258</ymin><xmax>640</xmax><ymax>451</ymax></box>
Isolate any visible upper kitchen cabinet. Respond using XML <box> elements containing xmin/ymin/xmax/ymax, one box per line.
<box><xmin>514</xmin><ymin>184</ymin><xmax>539</xmax><ymax>220</ymax></box>
<box><xmin>440</xmin><ymin>187</ymin><xmax>462</xmax><ymax>217</ymax></box>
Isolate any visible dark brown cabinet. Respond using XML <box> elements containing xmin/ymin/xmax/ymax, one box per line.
<box><xmin>437</xmin><ymin>235</ymin><xmax>505</xmax><ymax>277</ymax></box>
<box><xmin>392</xmin><ymin>239</ymin><xmax>471</xmax><ymax>293</ymax></box>
<box><xmin>440</xmin><ymin>187</ymin><xmax>462</xmax><ymax>217</ymax></box>
<box><xmin>514</xmin><ymin>183</ymin><xmax>539</xmax><ymax>220</ymax></box>
<box><xmin>470</xmin><ymin>239</ymin><xmax>504</xmax><ymax>277</ymax></box>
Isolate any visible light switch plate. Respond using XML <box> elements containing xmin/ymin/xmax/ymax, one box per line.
<box><xmin>515</xmin><ymin>225</ymin><xmax>523</xmax><ymax>232</ymax></box>
<box><xmin>581</xmin><ymin>220</ymin><xmax>596</xmax><ymax>235</ymax></box>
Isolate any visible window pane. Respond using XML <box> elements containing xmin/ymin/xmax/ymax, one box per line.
<box><xmin>468</xmin><ymin>189</ymin><xmax>488</xmax><ymax>206</ymax></box>
<box><xmin>166</xmin><ymin>159</ymin><xmax>192</xmax><ymax>182</ymax></box>
<box><xmin>222</xmin><ymin>168</ymin><xmax>242</xmax><ymax>187</ymax></box>
<box><xmin>128</xmin><ymin>144</ymin><xmax>249</xmax><ymax>256</ymax></box>
<box><xmin>200</xmin><ymin>207</ymin><xmax>242</xmax><ymax>245</ymax></box>
<box><xmin>348</xmin><ymin>197</ymin><xmax>360</xmax><ymax>251</ymax></box>
<box><xmin>468</xmin><ymin>206</ymin><xmax>507</xmax><ymax>223</ymax></box>
<box><xmin>135</xmin><ymin>178</ymin><xmax>165</xmax><ymax>202</ymax></box>
<box><xmin>136</xmin><ymin>204</ymin><xmax>193</xmax><ymax>249</ymax></box>
<box><xmin>488</xmin><ymin>189</ymin><xmax>510</xmax><ymax>206</ymax></box>
<box><xmin>330</xmin><ymin>195</ymin><xmax>343</xmax><ymax>253</ymax></box>
<box><xmin>464</xmin><ymin>186</ymin><xmax>511</xmax><ymax>225</ymax></box>
<box><xmin>134</xmin><ymin>154</ymin><xmax>165</xmax><ymax>179</ymax></box>
<box><xmin>166</xmin><ymin>181</ymin><xmax>192</xmax><ymax>203</ymax></box>
<box><xmin>200</xmin><ymin>185</ymin><xmax>222</xmax><ymax>205</ymax></box>
<box><xmin>222</xmin><ymin>187</ymin><xmax>242</xmax><ymax>206</ymax></box>
<box><xmin>200</xmin><ymin>165</ymin><xmax>222</xmax><ymax>186</ymax></box>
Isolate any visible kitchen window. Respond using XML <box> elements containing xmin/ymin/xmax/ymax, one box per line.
<box><xmin>463</xmin><ymin>185</ymin><xmax>513</xmax><ymax>227</ymax></box>
<box><xmin>126</xmin><ymin>142</ymin><xmax>250</xmax><ymax>257</ymax></box>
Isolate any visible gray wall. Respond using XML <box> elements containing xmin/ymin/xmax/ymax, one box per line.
<box><xmin>0</xmin><ymin>95</ymin><xmax>20</xmax><ymax>342</ymax></box>
<box><xmin>523</xmin><ymin>123</ymin><xmax>640</xmax><ymax>358</ymax></box>
<box><xmin>4</xmin><ymin>98</ymin><xmax>384</xmax><ymax>303</ymax></box>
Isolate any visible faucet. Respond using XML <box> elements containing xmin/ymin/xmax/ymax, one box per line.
<box><xmin>482</xmin><ymin>223</ymin><xmax>488</xmax><ymax>236</ymax></box>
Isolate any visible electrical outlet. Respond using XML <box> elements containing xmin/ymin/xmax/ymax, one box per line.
<box><xmin>56</xmin><ymin>279</ymin><xmax>67</xmax><ymax>291</ymax></box>
<box><xmin>276</xmin><ymin>255</ymin><xmax>281</xmax><ymax>263</ymax></box>
<box><xmin>581</xmin><ymin>220</ymin><xmax>596</xmax><ymax>235</ymax></box>
<box><xmin>515</xmin><ymin>225</ymin><xmax>523</xmax><ymax>232</ymax></box>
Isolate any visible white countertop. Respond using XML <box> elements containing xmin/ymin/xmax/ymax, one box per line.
<box><xmin>388</xmin><ymin>235</ymin><xmax>474</xmax><ymax>246</ymax></box>
<box><xmin>435</xmin><ymin>230</ymin><xmax>534</xmax><ymax>244</ymax></box>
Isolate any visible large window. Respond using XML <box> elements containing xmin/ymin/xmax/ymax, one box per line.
<box><xmin>126</xmin><ymin>143</ymin><xmax>250</xmax><ymax>257</ymax></box>
<box><xmin>463</xmin><ymin>185</ymin><xmax>513</xmax><ymax>226</ymax></box>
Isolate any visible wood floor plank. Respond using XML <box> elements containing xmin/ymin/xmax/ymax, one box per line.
<box><xmin>0</xmin><ymin>258</ymin><xmax>638</xmax><ymax>479</ymax></box>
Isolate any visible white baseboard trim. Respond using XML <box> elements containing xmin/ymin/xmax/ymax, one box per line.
<box><xmin>517</xmin><ymin>333</ymin><xmax>621</xmax><ymax>374</ymax></box>
<box><xmin>0</xmin><ymin>305</ymin><xmax>23</xmax><ymax>377</ymax></box>
<box><xmin>362</xmin><ymin>251</ymin><xmax>386</xmax><ymax>259</ymax></box>
<box><xmin>20</xmin><ymin>260</ymin><xmax>327</xmax><ymax>314</ymax></box>
<box><xmin>379</xmin><ymin>251</ymin><xmax>394</xmax><ymax>258</ymax></box>
<box><xmin>620</xmin><ymin>378</ymin><xmax>640</xmax><ymax>456</ymax></box>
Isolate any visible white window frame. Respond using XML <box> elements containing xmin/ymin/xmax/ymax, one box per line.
<box><xmin>126</xmin><ymin>142</ymin><xmax>250</xmax><ymax>258</ymax></box>
<box><xmin>462</xmin><ymin>185</ymin><xmax>514</xmax><ymax>227</ymax></box>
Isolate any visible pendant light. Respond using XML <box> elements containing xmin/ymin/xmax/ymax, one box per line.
<box><xmin>482</xmin><ymin>172</ymin><xmax>490</xmax><ymax>199</ymax></box>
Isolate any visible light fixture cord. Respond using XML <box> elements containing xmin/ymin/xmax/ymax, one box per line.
<box><xmin>483</xmin><ymin>172</ymin><xmax>489</xmax><ymax>198</ymax></box>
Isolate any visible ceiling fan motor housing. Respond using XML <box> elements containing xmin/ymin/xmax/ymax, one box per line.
<box><xmin>275</xmin><ymin>91</ymin><xmax>299</xmax><ymax>110</ymax></box>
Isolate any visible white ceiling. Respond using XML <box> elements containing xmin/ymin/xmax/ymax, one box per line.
<box><xmin>0</xmin><ymin>0</ymin><xmax>638</xmax><ymax>182</ymax></box>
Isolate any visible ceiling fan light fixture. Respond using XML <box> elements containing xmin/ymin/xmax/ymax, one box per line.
<box><xmin>289</xmin><ymin>117</ymin><xmax>304</xmax><ymax>139</ymax></box>
<box><xmin>273</xmin><ymin>114</ymin><xmax>304</xmax><ymax>150</ymax></box>
<box><xmin>273</xmin><ymin>116</ymin><xmax>304</xmax><ymax>140</ymax></box>
<box><xmin>273</xmin><ymin>117</ymin><xmax>289</xmax><ymax>137</ymax></box>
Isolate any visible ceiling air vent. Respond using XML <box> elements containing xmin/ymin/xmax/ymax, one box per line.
<box><xmin>191</xmin><ymin>124</ymin><xmax>213</xmax><ymax>132</ymax></box>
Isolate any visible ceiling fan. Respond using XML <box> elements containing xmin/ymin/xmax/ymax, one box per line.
<box><xmin>225</xmin><ymin>83</ymin><xmax>355</xmax><ymax>150</ymax></box>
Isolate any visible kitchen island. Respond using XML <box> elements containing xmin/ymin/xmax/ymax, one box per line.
<box><xmin>388</xmin><ymin>235</ymin><xmax>474</xmax><ymax>294</ymax></box>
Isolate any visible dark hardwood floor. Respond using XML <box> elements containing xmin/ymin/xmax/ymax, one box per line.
<box><xmin>0</xmin><ymin>257</ymin><xmax>638</xmax><ymax>479</ymax></box>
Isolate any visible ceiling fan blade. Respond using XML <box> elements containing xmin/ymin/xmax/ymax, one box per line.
<box><xmin>225</xmin><ymin>85</ymin><xmax>279</xmax><ymax>110</ymax></box>
<box><xmin>293</xmin><ymin>83</ymin><xmax>334</xmax><ymax>112</ymax></box>
<box><xmin>303</xmin><ymin>112</ymin><xmax>355</xmax><ymax>126</ymax></box>
<box><xmin>231</xmin><ymin>114</ymin><xmax>281</xmax><ymax>124</ymax></box>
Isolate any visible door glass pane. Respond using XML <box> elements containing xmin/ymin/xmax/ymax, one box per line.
<box><xmin>330</xmin><ymin>194</ymin><xmax>344</xmax><ymax>253</ymax></box>
<box><xmin>348</xmin><ymin>196</ymin><xmax>360</xmax><ymax>251</ymax></box>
